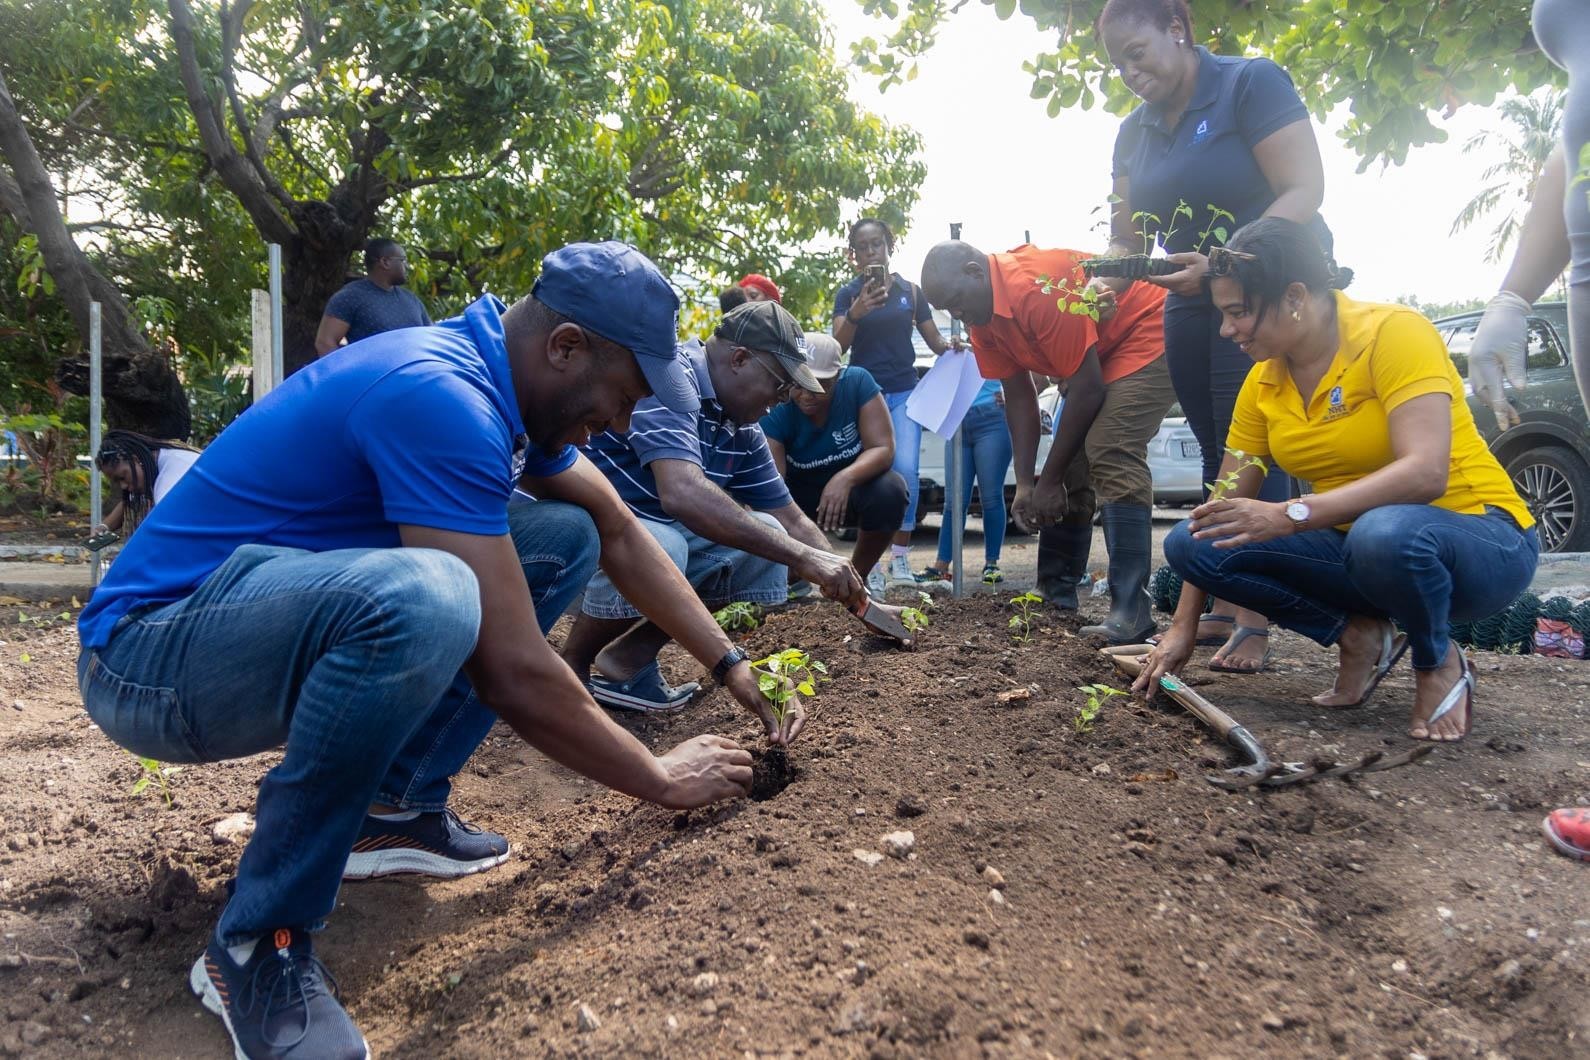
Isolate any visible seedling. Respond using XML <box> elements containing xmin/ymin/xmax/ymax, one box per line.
<box><xmin>1130</xmin><ymin>209</ymin><xmax>1162</xmax><ymax>256</ymax></box>
<box><xmin>1206</xmin><ymin>447</ymin><xmax>1269</xmax><ymax>501</ymax></box>
<box><xmin>900</xmin><ymin>604</ymin><xmax>930</xmax><ymax>634</ymax></box>
<box><xmin>131</xmin><ymin>755</ymin><xmax>182</xmax><ymax>808</ymax></box>
<box><xmin>750</xmin><ymin>649</ymin><xmax>827</xmax><ymax>728</ymax></box>
<box><xmin>1194</xmin><ymin>204</ymin><xmax>1236</xmax><ymax>255</ymax></box>
<box><xmin>713</xmin><ymin>601</ymin><xmax>762</xmax><ymax>635</ymax></box>
<box><xmin>1008</xmin><ymin>591</ymin><xmax>1043</xmax><ymax>644</ymax></box>
<box><xmin>1074</xmin><ymin>683</ymin><xmax>1125</xmax><ymax>734</ymax></box>
<box><xmin>16</xmin><ymin>610</ymin><xmax>71</xmax><ymax>629</ymax></box>
<box><xmin>1036</xmin><ymin>273</ymin><xmax>1109</xmax><ymax>321</ymax></box>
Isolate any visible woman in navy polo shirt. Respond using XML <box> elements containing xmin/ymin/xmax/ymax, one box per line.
<box><xmin>1097</xmin><ymin>0</ymin><xmax>1330</xmax><ymax>673</ymax></box>
<box><xmin>833</xmin><ymin>218</ymin><xmax>957</xmax><ymax>587</ymax></box>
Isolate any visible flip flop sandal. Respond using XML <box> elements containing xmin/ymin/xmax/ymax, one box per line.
<box><xmin>1207</xmin><ymin>625</ymin><xmax>1273</xmax><ymax>674</ymax></box>
<box><xmin>1541</xmin><ymin>807</ymin><xmax>1590</xmax><ymax>862</ymax></box>
<box><xmin>1315</xmin><ymin>623</ymin><xmax>1410</xmax><ymax>708</ymax></box>
<box><xmin>1412</xmin><ymin>646</ymin><xmax>1474</xmax><ymax>742</ymax></box>
<box><xmin>1149</xmin><ymin>612</ymin><xmax>1235</xmax><ymax>648</ymax></box>
<box><xmin>589</xmin><ymin>661</ymin><xmax>701</xmax><ymax>713</ymax></box>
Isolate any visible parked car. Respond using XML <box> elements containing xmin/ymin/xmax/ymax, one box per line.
<box><xmin>1434</xmin><ymin>300</ymin><xmax>1588</xmax><ymax>553</ymax></box>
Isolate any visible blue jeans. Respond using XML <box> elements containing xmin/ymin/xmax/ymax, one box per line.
<box><xmin>580</xmin><ymin>511</ymin><xmax>788</xmax><ymax>619</ymax></box>
<box><xmin>936</xmin><ymin>402</ymin><xmax>1013</xmax><ymax>566</ymax></box>
<box><xmin>78</xmin><ymin>499</ymin><xmax>599</xmax><ymax>944</ymax></box>
<box><xmin>1163</xmin><ymin>294</ymin><xmax>1288</xmax><ymax>502</ymax></box>
<box><xmin>885</xmin><ymin>389</ymin><xmax>924</xmax><ymax>532</ymax></box>
<box><xmin>1165</xmin><ymin>505</ymin><xmax>1539</xmax><ymax>669</ymax></box>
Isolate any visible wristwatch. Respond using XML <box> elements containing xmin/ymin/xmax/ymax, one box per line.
<box><xmin>712</xmin><ymin>646</ymin><xmax>749</xmax><ymax>686</ymax></box>
<box><xmin>1284</xmin><ymin>499</ymin><xmax>1312</xmax><ymax>533</ymax></box>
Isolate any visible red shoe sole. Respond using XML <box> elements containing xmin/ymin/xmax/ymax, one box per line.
<box><xmin>1541</xmin><ymin>815</ymin><xmax>1590</xmax><ymax>862</ymax></box>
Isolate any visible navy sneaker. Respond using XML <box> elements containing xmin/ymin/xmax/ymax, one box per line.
<box><xmin>588</xmin><ymin>659</ymin><xmax>701</xmax><ymax>713</ymax></box>
<box><xmin>190</xmin><ymin>928</ymin><xmax>369</xmax><ymax>1060</ymax></box>
<box><xmin>341</xmin><ymin>808</ymin><xmax>510</xmax><ymax>881</ymax></box>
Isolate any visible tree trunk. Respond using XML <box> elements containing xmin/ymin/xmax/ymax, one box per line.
<box><xmin>281</xmin><ymin>229</ymin><xmax>363</xmax><ymax>376</ymax></box>
<box><xmin>0</xmin><ymin>70</ymin><xmax>190</xmax><ymax>440</ymax></box>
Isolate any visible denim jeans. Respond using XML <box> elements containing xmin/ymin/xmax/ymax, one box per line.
<box><xmin>936</xmin><ymin>401</ymin><xmax>1013</xmax><ymax>566</ymax></box>
<box><xmin>78</xmin><ymin>498</ymin><xmax>599</xmax><ymax>943</ymax></box>
<box><xmin>884</xmin><ymin>389</ymin><xmax>924</xmax><ymax>531</ymax></box>
<box><xmin>1165</xmin><ymin>504</ymin><xmax>1539</xmax><ymax>669</ymax></box>
<box><xmin>1163</xmin><ymin>294</ymin><xmax>1288</xmax><ymax>502</ymax></box>
<box><xmin>580</xmin><ymin>510</ymin><xmax>788</xmax><ymax>620</ymax></box>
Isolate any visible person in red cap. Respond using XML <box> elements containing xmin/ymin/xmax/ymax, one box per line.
<box><xmin>738</xmin><ymin>273</ymin><xmax>783</xmax><ymax>303</ymax></box>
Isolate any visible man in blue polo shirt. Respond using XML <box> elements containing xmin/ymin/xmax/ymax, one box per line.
<box><xmin>567</xmin><ymin>300</ymin><xmax>871</xmax><ymax>711</ymax></box>
<box><xmin>78</xmin><ymin>243</ymin><xmax>799</xmax><ymax>1060</ymax></box>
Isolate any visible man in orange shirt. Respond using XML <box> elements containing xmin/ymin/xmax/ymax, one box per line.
<box><xmin>921</xmin><ymin>242</ymin><xmax>1175</xmax><ymax>643</ymax></box>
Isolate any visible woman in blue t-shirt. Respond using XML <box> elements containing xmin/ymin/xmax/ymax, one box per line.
<box><xmin>833</xmin><ymin>218</ymin><xmax>957</xmax><ymax>588</ymax></box>
<box><xmin>919</xmin><ymin>379</ymin><xmax>1013</xmax><ymax>586</ymax></box>
<box><xmin>1097</xmin><ymin>0</ymin><xmax>1330</xmax><ymax>673</ymax></box>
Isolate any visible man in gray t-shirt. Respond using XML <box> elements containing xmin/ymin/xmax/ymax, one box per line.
<box><xmin>314</xmin><ymin>238</ymin><xmax>433</xmax><ymax>356</ymax></box>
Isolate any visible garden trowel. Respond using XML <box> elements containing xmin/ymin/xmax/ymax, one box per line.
<box><xmin>849</xmin><ymin>595</ymin><xmax>915</xmax><ymax>648</ymax></box>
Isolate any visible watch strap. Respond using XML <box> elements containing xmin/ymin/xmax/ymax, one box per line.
<box><xmin>712</xmin><ymin>646</ymin><xmax>748</xmax><ymax>685</ymax></box>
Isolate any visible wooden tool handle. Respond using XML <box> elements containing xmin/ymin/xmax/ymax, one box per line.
<box><xmin>1105</xmin><ymin>648</ymin><xmax>1241</xmax><ymax>739</ymax></box>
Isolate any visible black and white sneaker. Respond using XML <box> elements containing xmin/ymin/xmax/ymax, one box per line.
<box><xmin>190</xmin><ymin>928</ymin><xmax>369</xmax><ymax>1060</ymax></box>
<box><xmin>341</xmin><ymin>808</ymin><xmax>510</xmax><ymax>880</ymax></box>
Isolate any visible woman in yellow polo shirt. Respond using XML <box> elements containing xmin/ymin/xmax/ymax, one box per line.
<box><xmin>1138</xmin><ymin>218</ymin><xmax>1539</xmax><ymax>742</ymax></box>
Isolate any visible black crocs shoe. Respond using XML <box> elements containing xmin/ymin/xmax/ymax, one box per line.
<box><xmin>342</xmin><ymin>808</ymin><xmax>510</xmax><ymax>880</ymax></box>
<box><xmin>190</xmin><ymin>928</ymin><xmax>369</xmax><ymax>1060</ymax></box>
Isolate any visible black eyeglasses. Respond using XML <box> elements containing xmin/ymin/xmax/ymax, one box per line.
<box><xmin>750</xmin><ymin>352</ymin><xmax>797</xmax><ymax>400</ymax></box>
<box><xmin>1207</xmin><ymin>247</ymin><xmax>1257</xmax><ymax>277</ymax></box>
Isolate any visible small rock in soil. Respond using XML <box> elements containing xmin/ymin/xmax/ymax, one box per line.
<box><xmin>1091</xmin><ymin>762</ymin><xmax>1112</xmax><ymax>776</ymax></box>
<box><xmin>982</xmin><ymin>865</ymin><xmax>1006</xmax><ymax>889</ymax></box>
<box><xmin>852</xmin><ymin>849</ymin><xmax>884</xmax><ymax>867</ymax></box>
<box><xmin>210</xmin><ymin>812</ymin><xmax>255</xmax><ymax>845</ymax></box>
<box><xmin>575</xmin><ymin>1003</ymin><xmax>601</xmax><ymax>1032</ymax></box>
<box><xmin>963</xmin><ymin>929</ymin><xmax>990</xmax><ymax>950</ymax></box>
<box><xmin>1494</xmin><ymin>958</ymin><xmax>1523</xmax><ymax>983</ymax></box>
<box><xmin>882</xmin><ymin>831</ymin><xmax>915</xmax><ymax>859</ymax></box>
<box><xmin>1260</xmin><ymin>1013</ymin><xmax>1285</xmax><ymax>1032</ymax></box>
<box><xmin>690</xmin><ymin>971</ymin><xmax>719</xmax><ymax>997</ymax></box>
<box><xmin>989</xmin><ymin>889</ymin><xmax>1006</xmax><ymax>906</ymax></box>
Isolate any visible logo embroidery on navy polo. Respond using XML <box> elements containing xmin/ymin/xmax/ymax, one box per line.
<box><xmin>1190</xmin><ymin>119</ymin><xmax>1211</xmax><ymax>145</ymax></box>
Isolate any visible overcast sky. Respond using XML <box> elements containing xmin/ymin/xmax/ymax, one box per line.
<box><xmin>816</xmin><ymin>1</ymin><xmax>1557</xmax><ymax>307</ymax></box>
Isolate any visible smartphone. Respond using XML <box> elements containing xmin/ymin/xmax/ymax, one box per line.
<box><xmin>865</xmin><ymin>263</ymin><xmax>888</xmax><ymax>289</ymax></box>
<box><xmin>84</xmin><ymin>530</ymin><xmax>118</xmax><ymax>552</ymax></box>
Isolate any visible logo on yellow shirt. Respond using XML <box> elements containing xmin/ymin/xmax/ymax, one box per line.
<box><xmin>1322</xmin><ymin>385</ymin><xmax>1350</xmax><ymax>423</ymax></box>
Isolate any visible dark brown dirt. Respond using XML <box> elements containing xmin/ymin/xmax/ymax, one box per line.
<box><xmin>1</xmin><ymin>596</ymin><xmax>1587</xmax><ymax>1058</ymax></box>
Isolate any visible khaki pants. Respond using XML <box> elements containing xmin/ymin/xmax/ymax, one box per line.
<box><xmin>1062</xmin><ymin>354</ymin><xmax>1176</xmax><ymax>515</ymax></box>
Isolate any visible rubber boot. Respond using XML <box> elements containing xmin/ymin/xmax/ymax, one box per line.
<box><xmin>1080</xmin><ymin>503</ymin><xmax>1157</xmax><ymax>644</ymax></box>
<box><xmin>1035</xmin><ymin>520</ymin><xmax>1092</xmax><ymax>611</ymax></box>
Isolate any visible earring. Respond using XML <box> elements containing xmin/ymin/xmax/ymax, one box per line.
<box><xmin>1291</xmin><ymin>308</ymin><xmax>1301</xmax><ymax>322</ymax></box>
<box><xmin>1176</xmin><ymin>38</ymin><xmax>1185</xmax><ymax>44</ymax></box>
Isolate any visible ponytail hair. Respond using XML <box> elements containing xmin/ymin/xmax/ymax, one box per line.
<box><xmin>96</xmin><ymin>430</ymin><xmax>194</xmax><ymax>526</ymax></box>
<box><xmin>1216</xmin><ymin>218</ymin><xmax>1353</xmax><ymax>322</ymax></box>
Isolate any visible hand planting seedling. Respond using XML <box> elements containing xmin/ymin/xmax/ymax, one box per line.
<box><xmin>750</xmin><ymin>648</ymin><xmax>827</xmax><ymax>729</ymax></box>
<box><xmin>713</xmin><ymin>601</ymin><xmax>762</xmax><ymax>635</ymax></box>
<box><xmin>131</xmin><ymin>755</ymin><xmax>182</xmax><ymax>808</ymax></box>
<box><xmin>748</xmin><ymin>649</ymin><xmax>827</xmax><ymax>799</ymax></box>
<box><xmin>1009</xmin><ymin>591</ymin><xmax>1043</xmax><ymax>644</ymax></box>
<box><xmin>1206</xmin><ymin>448</ymin><xmax>1268</xmax><ymax>501</ymax></box>
<box><xmin>1074</xmin><ymin>683</ymin><xmax>1125</xmax><ymax>734</ymax></box>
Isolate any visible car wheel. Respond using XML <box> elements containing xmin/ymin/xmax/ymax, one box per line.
<box><xmin>1505</xmin><ymin>446</ymin><xmax>1590</xmax><ymax>553</ymax></box>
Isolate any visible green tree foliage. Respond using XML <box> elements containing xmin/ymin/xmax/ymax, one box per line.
<box><xmin>850</xmin><ymin>0</ymin><xmax>1562</xmax><ymax>167</ymax></box>
<box><xmin>1450</xmin><ymin>89</ymin><xmax>1564</xmax><ymax>262</ymax></box>
<box><xmin>3</xmin><ymin>0</ymin><xmax>923</xmax><ymax>384</ymax></box>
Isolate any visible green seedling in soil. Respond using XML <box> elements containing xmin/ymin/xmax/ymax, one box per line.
<box><xmin>17</xmin><ymin>610</ymin><xmax>71</xmax><ymax>629</ymax></box>
<box><xmin>1206</xmin><ymin>448</ymin><xmax>1269</xmax><ymax>501</ymax></box>
<box><xmin>1008</xmin><ymin>591</ymin><xmax>1043</xmax><ymax>644</ymax></box>
<box><xmin>1074</xmin><ymin>683</ymin><xmax>1126</xmax><ymax>734</ymax></box>
<box><xmin>1194</xmin><ymin>204</ymin><xmax>1236</xmax><ymax>254</ymax></box>
<box><xmin>901</xmin><ymin>605</ymin><xmax>930</xmax><ymax>634</ymax></box>
<box><xmin>131</xmin><ymin>755</ymin><xmax>182</xmax><ymax>808</ymax></box>
<box><xmin>713</xmin><ymin>601</ymin><xmax>762</xmax><ymax>635</ymax></box>
<box><xmin>1130</xmin><ymin>210</ymin><xmax>1162</xmax><ymax>255</ymax></box>
<box><xmin>750</xmin><ymin>648</ymin><xmax>828</xmax><ymax>728</ymax></box>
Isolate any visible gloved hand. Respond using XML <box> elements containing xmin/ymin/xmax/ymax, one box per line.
<box><xmin>1469</xmin><ymin>290</ymin><xmax>1530</xmax><ymax>430</ymax></box>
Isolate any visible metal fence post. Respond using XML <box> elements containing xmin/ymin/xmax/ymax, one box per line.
<box><xmin>947</xmin><ymin>222</ymin><xmax>965</xmax><ymax>597</ymax></box>
<box><xmin>268</xmin><ymin>243</ymin><xmax>284</xmax><ymax>386</ymax></box>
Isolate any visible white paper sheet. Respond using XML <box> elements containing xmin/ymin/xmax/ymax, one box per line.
<box><xmin>905</xmin><ymin>349</ymin><xmax>987</xmax><ymax>437</ymax></box>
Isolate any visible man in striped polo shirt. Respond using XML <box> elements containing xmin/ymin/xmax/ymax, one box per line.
<box><xmin>569</xmin><ymin>300</ymin><xmax>869</xmax><ymax>711</ymax></box>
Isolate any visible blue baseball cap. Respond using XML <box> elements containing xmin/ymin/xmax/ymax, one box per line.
<box><xmin>532</xmin><ymin>241</ymin><xmax>698</xmax><ymax>414</ymax></box>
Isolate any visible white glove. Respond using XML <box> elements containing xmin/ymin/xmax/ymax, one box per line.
<box><xmin>1469</xmin><ymin>290</ymin><xmax>1529</xmax><ymax>430</ymax></box>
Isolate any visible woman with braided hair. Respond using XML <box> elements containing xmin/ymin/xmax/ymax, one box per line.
<box><xmin>94</xmin><ymin>430</ymin><xmax>200</xmax><ymax>536</ymax></box>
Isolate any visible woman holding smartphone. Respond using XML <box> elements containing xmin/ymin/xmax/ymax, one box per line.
<box><xmin>833</xmin><ymin>218</ymin><xmax>957</xmax><ymax>590</ymax></box>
